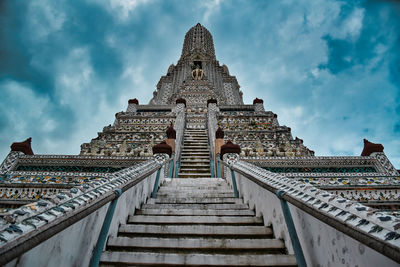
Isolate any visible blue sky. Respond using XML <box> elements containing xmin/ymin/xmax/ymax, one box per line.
<box><xmin>0</xmin><ymin>0</ymin><xmax>399</xmax><ymax>168</ymax></box>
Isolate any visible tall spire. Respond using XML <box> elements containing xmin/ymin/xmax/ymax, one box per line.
<box><xmin>180</xmin><ymin>23</ymin><xmax>216</xmax><ymax>60</ymax></box>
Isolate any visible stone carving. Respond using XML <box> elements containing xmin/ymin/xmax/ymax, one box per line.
<box><xmin>191</xmin><ymin>67</ymin><xmax>204</xmax><ymax>80</ymax></box>
<box><xmin>229</xmin><ymin>158</ymin><xmax>400</xmax><ymax>244</ymax></box>
<box><xmin>0</xmin><ymin>159</ymin><xmax>163</xmax><ymax>246</ymax></box>
<box><xmin>0</xmin><ymin>151</ymin><xmax>22</xmax><ymax>175</ymax></box>
<box><xmin>370</xmin><ymin>152</ymin><xmax>399</xmax><ymax>175</ymax></box>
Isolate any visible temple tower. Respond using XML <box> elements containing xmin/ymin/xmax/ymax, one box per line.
<box><xmin>150</xmin><ymin>23</ymin><xmax>243</xmax><ymax>106</ymax></box>
<box><xmin>80</xmin><ymin>23</ymin><xmax>313</xmax><ymax>158</ymax></box>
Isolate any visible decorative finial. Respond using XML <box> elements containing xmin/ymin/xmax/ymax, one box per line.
<box><xmin>176</xmin><ymin>98</ymin><xmax>187</xmax><ymax>107</ymax></box>
<box><xmin>207</xmin><ymin>99</ymin><xmax>218</xmax><ymax>106</ymax></box>
<box><xmin>152</xmin><ymin>141</ymin><xmax>172</xmax><ymax>157</ymax></box>
<box><xmin>220</xmin><ymin>140</ymin><xmax>241</xmax><ymax>159</ymax></box>
<box><xmin>216</xmin><ymin>127</ymin><xmax>224</xmax><ymax>139</ymax></box>
<box><xmin>361</xmin><ymin>139</ymin><xmax>384</xmax><ymax>156</ymax></box>
<box><xmin>253</xmin><ymin>98</ymin><xmax>264</xmax><ymax>104</ymax></box>
<box><xmin>166</xmin><ymin>123</ymin><xmax>176</xmax><ymax>139</ymax></box>
<box><xmin>10</xmin><ymin>137</ymin><xmax>34</xmax><ymax>155</ymax></box>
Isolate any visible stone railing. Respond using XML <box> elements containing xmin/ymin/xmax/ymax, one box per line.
<box><xmin>207</xmin><ymin>103</ymin><xmax>218</xmax><ymax>177</ymax></box>
<box><xmin>223</xmin><ymin>154</ymin><xmax>400</xmax><ymax>267</ymax></box>
<box><xmin>173</xmin><ymin>103</ymin><xmax>186</xmax><ymax>177</ymax></box>
<box><xmin>0</xmin><ymin>154</ymin><xmax>169</xmax><ymax>266</ymax></box>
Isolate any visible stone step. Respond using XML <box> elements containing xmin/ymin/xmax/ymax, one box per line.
<box><xmin>141</xmin><ymin>203</ymin><xmax>249</xmax><ymax>210</ymax></box>
<box><xmin>128</xmin><ymin>215</ymin><xmax>263</xmax><ymax>225</ymax></box>
<box><xmin>180</xmin><ymin>153</ymin><xmax>210</xmax><ymax>156</ymax></box>
<box><xmin>178</xmin><ymin>174</ymin><xmax>212</xmax><ymax>178</ymax></box>
<box><xmin>179</xmin><ymin>166</ymin><xmax>210</xmax><ymax>170</ymax></box>
<box><xmin>160</xmin><ymin>186</ymin><xmax>231</xmax><ymax>192</ymax></box>
<box><xmin>156</xmin><ymin>192</ymin><xmax>234</xmax><ymax>198</ymax></box>
<box><xmin>183</xmin><ymin>144</ymin><xmax>208</xmax><ymax>148</ymax></box>
<box><xmin>136</xmin><ymin>208</ymin><xmax>255</xmax><ymax>216</ymax></box>
<box><xmin>183</xmin><ymin>144</ymin><xmax>208</xmax><ymax>147</ymax></box>
<box><xmin>179</xmin><ymin>163</ymin><xmax>210</xmax><ymax>167</ymax></box>
<box><xmin>179</xmin><ymin>169</ymin><xmax>211</xmax><ymax>174</ymax></box>
<box><xmin>100</xmin><ymin>251</ymin><xmax>297</xmax><ymax>266</ymax></box>
<box><xmin>161</xmin><ymin>181</ymin><xmax>226</xmax><ymax>186</ymax></box>
<box><xmin>163</xmin><ymin>179</ymin><xmax>228</xmax><ymax>186</ymax></box>
<box><xmin>182</xmin><ymin>144</ymin><xmax>208</xmax><ymax>147</ymax></box>
<box><xmin>182</xmin><ymin>145</ymin><xmax>210</xmax><ymax>150</ymax></box>
<box><xmin>158</xmin><ymin>189</ymin><xmax>231</xmax><ymax>194</ymax></box>
<box><xmin>180</xmin><ymin>162</ymin><xmax>210</xmax><ymax>166</ymax></box>
<box><xmin>181</xmin><ymin>152</ymin><xmax>210</xmax><ymax>156</ymax></box>
<box><xmin>181</xmin><ymin>148</ymin><xmax>208</xmax><ymax>151</ymax></box>
<box><xmin>182</xmin><ymin>147</ymin><xmax>209</xmax><ymax>151</ymax></box>
<box><xmin>107</xmin><ymin>236</ymin><xmax>284</xmax><ymax>251</ymax></box>
<box><xmin>147</xmin><ymin>197</ymin><xmax>241</xmax><ymax>204</ymax></box>
<box><xmin>181</xmin><ymin>159</ymin><xmax>210</xmax><ymax>163</ymax></box>
<box><xmin>180</xmin><ymin>161</ymin><xmax>210</xmax><ymax>168</ymax></box>
<box><xmin>184</xmin><ymin>141</ymin><xmax>207</xmax><ymax>143</ymax></box>
<box><xmin>181</xmin><ymin>150</ymin><xmax>210</xmax><ymax>154</ymax></box>
<box><xmin>181</xmin><ymin>151</ymin><xmax>209</xmax><ymax>154</ymax></box>
<box><xmin>157</xmin><ymin>187</ymin><xmax>233</xmax><ymax>197</ymax></box>
<box><xmin>179</xmin><ymin>167</ymin><xmax>210</xmax><ymax>171</ymax></box>
<box><xmin>100</xmin><ymin>157</ymin><xmax>296</xmax><ymax>266</ymax></box>
<box><xmin>179</xmin><ymin>165</ymin><xmax>210</xmax><ymax>168</ymax></box>
<box><xmin>118</xmin><ymin>224</ymin><xmax>272</xmax><ymax>237</ymax></box>
<box><xmin>180</xmin><ymin>158</ymin><xmax>210</xmax><ymax>161</ymax></box>
<box><xmin>180</xmin><ymin>157</ymin><xmax>210</xmax><ymax>161</ymax></box>
<box><xmin>158</xmin><ymin>188</ymin><xmax>231</xmax><ymax>193</ymax></box>
<box><xmin>164</xmin><ymin>178</ymin><xmax>223</xmax><ymax>184</ymax></box>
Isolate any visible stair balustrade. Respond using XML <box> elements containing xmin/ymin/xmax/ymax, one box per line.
<box><xmin>0</xmin><ymin>154</ymin><xmax>170</xmax><ymax>266</ymax></box>
<box><xmin>222</xmin><ymin>153</ymin><xmax>400</xmax><ymax>267</ymax></box>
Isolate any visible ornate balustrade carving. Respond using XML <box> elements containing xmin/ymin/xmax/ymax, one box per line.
<box><xmin>223</xmin><ymin>154</ymin><xmax>400</xmax><ymax>264</ymax></box>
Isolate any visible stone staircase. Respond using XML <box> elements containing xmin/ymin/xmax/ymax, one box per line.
<box><xmin>178</xmin><ymin>129</ymin><xmax>211</xmax><ymax>178</ymax></box>
<box><xmin>100</xmin><ymin>178</ymin><xmax>297</xmax><ymax>266</ymax></box>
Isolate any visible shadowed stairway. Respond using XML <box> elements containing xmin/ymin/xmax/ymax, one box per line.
<box><xmin>178</xmin><ymin>128</ymin><xmax>211</xmax><ymax>178</ymax></box>
<box><xmin>99</xmin><ymin>178</ymin><xmax>297</xmax><ymax>266</ymax></box>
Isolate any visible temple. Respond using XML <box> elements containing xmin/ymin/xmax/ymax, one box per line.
<box><xmin>0</xmin><ymin>23</ymin><xmax>399</xmax><ymax>266</ymax></box>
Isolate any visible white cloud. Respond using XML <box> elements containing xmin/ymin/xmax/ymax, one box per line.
<box><xmin>89</xmin><ymin>0</ymin><xmax>152</xmax><ymax>22</ymax></box>
<box><xmin>0</xmin><ymin>81</ymin><xmax>52</xmax><ymax>158</ymax></box>
<box><xmin>331</xmin><ymin>7</ymin><xmax>365</xmax><ymax>41</ymax></box>
<box><xmin>110</xmin><ymin>0</ymin><xmax>150</xmax><ymax>20</ymax></box>
<box><xmin>201</xmin><ymin>0</ymin><xmax>223</xmax><ymax>23</ymax></box>
<box><xmin>55</xmin><ymin>47</ymin><xmax>94</xmax><ymax>106</ymax></box>
<box><xmin>27</xmin><ymin>1</ymin><xmax>66</xmax><ymax>41</ymax></box>
<box><xmin>344</xmin><ymin>8</ymin><xmax>365</xmax><ymax>39</ymax></box>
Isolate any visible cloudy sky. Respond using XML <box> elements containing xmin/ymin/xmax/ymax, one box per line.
<box><xmin>0</xmin><ymin>0</ymin><xmax>399</xmax><ymax>168</ymax></box>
